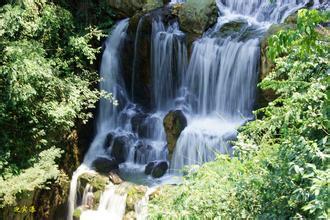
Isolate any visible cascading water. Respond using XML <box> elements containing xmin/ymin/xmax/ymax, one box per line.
<box><xmin>68</xmin><ymin>0</ymin><xmax>323</xmax><ymax>219</ymax></box>
<box><xmin>170</xmin><ymin>0</ymin><xmax>321</xmax><ymax>171</ymax></box>
<box><xmin>151</xmin><ymin>18</ymin><xmax>187</xmax><ymax>110</ymax></box>
<box><xmin>67</xmin><ymin>13</ymin><xmax>188</xmax><ymax>219</ymax></box>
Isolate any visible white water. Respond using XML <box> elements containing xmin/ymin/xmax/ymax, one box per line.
<box><xmin>151</xmin><ymin>19</ymin><xmax>187</xmax><ymax>110</ymax></box>
<box><xmin>67</xmin><ymin>0</ymin><xmax>322</xmax><ymax>218</ymax></box>
<box><xmin>135</xmin><ymin>187</ymin><xmax>158</xmax><ymax>220</ymax></box>
<box><xmin>80</xmin><ymin>184</ymin><xmax>127</xmax><ymax>220</ymax></box>
<box><xmin>170</xmin><ymin>0</ymin><xmax>321</xmax><ymax>171</ymax></box>
<box><xmin>170</xmin><ymin>0</ymin><xmax>186</xmax><ymax>4</ymax></box>
<box><xmin>218</xmin><ymin>0</ymin><xmax>316</xmax><ymax>23</ymax></box>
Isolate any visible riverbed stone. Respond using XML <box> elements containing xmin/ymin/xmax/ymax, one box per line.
<box><xmin>163</xmin><ymin>110</ymin><xmax>187</xmax><ymax>157</ymax></box>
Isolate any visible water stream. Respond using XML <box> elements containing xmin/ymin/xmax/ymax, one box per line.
<box><xmin>67</xmin><ymin>0</ymin><xmax>322</xmax><ymax>219</ymax></box>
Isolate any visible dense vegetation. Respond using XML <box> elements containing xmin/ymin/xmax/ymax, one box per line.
<box><xmin>0</xmin><ymin>0</ymin><xmax>112</xmax><ymax>207</ymax></box>
<box><xmin>149</xmin><ymin>9</ymin><xmax>329</xmax><ymax>219</ymax></box>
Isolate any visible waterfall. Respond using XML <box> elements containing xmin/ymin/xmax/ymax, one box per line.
<box><xmin>67</xmin><ymin>0</ymin><xmax>318</xmax><ymax>218</ymax></box>
<box><xmin>170</xmin><ymin>0</ymin><xmax>186</xmax><ymax>4</ymax></box>
<box><xmin>80</xmin><ymin>184</ymin><xmax>127</xmax><ymax>220</ymax></box>
<box><xmin>170</xmin><ymin>0</ymin><xmax>315</xmax><ymax>171</ymax></box>
<box><xmin>98</xmin><ymin>19</ymin><xmax>130</xmax><ymax>133</ymax></box>
<box><xmin>217</xmin><ymin>0</ymin><xmax>315</xmax><ymax>23</ymax></box>
<box><xmin>151</xmin><ymin>18</ymin><xmax>187</xmax><ymax>110</ymax></box>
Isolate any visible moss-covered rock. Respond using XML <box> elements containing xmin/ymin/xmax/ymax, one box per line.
<box><xmin>177</xmin><ymin>0</ymin><xmax>217</xmax><ymax>35</ymax></box>
<box><xmin>108</xmin><ymin>0</ymin><xmax>165</xmax><ymax>17</ymax></box>
<box><xmin>126</xmin><ymin>185</ymin><xmax>148</xmax><ymax>212</ymax></box>
<box><xmin>77</xmin><ymin>172</ymin><xmax>110</xmax><ymax>209</ymax></box>
<box><xmin>72</xmin><ymin>207</ymin><xmax>82</xmax><ymax>219</ymax></box>
<box><xmin>79</xmin><ymin>173</ymin><xmax>109</xmax><ymax>192</ymax></box>
<box><xmin>123</xmin><ymin>211</ymin><xmax>136</xmax><ymax>220</ymax></box>
<box><xmin>163</xmin><ymin>110</ymin><xmax>187</xmax><ymax>157</ymax></box>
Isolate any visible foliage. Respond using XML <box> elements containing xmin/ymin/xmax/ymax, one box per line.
<box><xmin>0</xmin><ymin>147</ymin><xmax>62</xmax><ymax>208</ymax></box>
<box><xmin>149</xmin><ymin>9</ymin><xmax>329</xmax><ymax>219</ymax></box>
<box><xmin>0</xmin><ymin>0</ymin><xmax>111</xmax><ymax>206</ymax></box>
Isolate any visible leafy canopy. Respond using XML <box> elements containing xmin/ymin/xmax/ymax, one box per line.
<box><xmin>0</xmin><ymin>0</ymin><xmax>108</xmax><ymax>207</ymax></box>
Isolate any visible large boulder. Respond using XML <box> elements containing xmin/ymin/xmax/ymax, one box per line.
<box><xmin>111</xmin><ymin>135</ymin><xmax>130</xmax><ymax>163</ymax></box>
<box><xmin>145</xmin><ymin>160</ymin><xmax>169</xmax><ymax>178</ymax></box>
<box><xmin>107</xmin><ymin>0</ymin><xmax>165</xmax><ymax>18</ymax></box>
<box><xmin>92</xmin><ymin>157</ymin><xmax>119</xmax><ymax>174</ymax></box>
<box><xmin>163</xmin><ymin>110</ymin><xmax>187</xmax><ymax>157</ymax></box>
<box><xmin>131</xmin><ymin>113</ymin><xmax>148</xmax><ymax>137</ymax></box>
<box><xmin>125</xmin><ymin>184</ymin><xmax>148</xmax><ymax>212</ymax></box>
<box><xmin>78</xmin><ymin>172</ymin><xmax>110</xmax><ymax>209</ymax></box>
<box><xmin>177</xmin><ymin>0</ymin><xmax>218</xmax><ymax>36</ymax></box>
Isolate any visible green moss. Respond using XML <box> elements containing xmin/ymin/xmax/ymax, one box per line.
<box><xmin>73</xmin><ymin>208</ymin><xmax>82</xmax><ymax>218</ymax></box>
<box><xmin>126</xmin><ymin>185</ymin><xmax>147</xmax><ymax>211</ymax></box>
<box><xmin>79</xmin><ymin>173</ymin><xmax>109</xmax><ymax>192</ymax></box>
<box><xmin>143</xmin><ymin>0</ymin><xmax>163</xmax><ymax>12</ymax></box>
<box><xmin>177</xmin><ymin>0</ymin><xmax>217</xmax><ymax>34</ymax></box>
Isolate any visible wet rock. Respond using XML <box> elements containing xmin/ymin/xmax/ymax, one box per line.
<box><xmin>122</xmin><ymin>7</ymin><xmax>176</xmax><ymax>109</ymax></box>
<box><xmin>111</xmin><ymin>136</ymin><xmax>129</xmax><ymax>163</ymax></box>
<box><xmin>145</xmin><ymin>160</ymin><xmax>169</xmax><ymax>178</ymax></box>
<box><xmin>163</xmin><ymin>110</ymin><xmax>187</xmax><ymax>157</ymax></box>
<box><xmin>109</xmin><ymin>170</ymin><xmax>124</xmax><ymax>185</ymax></box>
<box><xmin>134</xmin><ymin>142</ymin><xmax>153</xmax><ymax>163</ymax></box>
<box><xmin>177</xmin><ymin>0</ymin><xmax>218</xmax><ymax>35</ymax></box>
<box><xmin>92</xmin><ymin>157</ymin><xmax>119</xmax><ymax>174</ymax></box>
<box><xmin>151</xmin><ymin>161</ymin><xmax>169</xmax><ymax>178</ymax></box>
<box><xmin>131</xmin><ymin>113</ymin><xmax>148</xmax><ymax>137</ymax></box>
<box><xmin>144</xmin><ymin>161</ymin><xmax>156</xmax><ymax>175</ymax></box>
<box><xmin>103</xmin><ymin>132</ymin><xmax>114</xmax><ymax>149</ymax></box>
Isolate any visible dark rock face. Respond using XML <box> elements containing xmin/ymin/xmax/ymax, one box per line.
<box><xmin>144</xmin><ymin>161</ymin><xmax>156</xmax><ymax>175</ymax></box>
<box><xmin>151</xmin><ymin>161</ymin><xmax>169</xmax><ymax>178</ymax></box>
<box><xmin>134</xmin><ymin>142</ymin><xmax>153</xmax><ymax>163</ymax></box>
<box><xmin>92</xmin><ymin>157</ymin><xmax>119</xmax><ymax>174</ymax></box>
<box><xmin>103</xmin><ymin>132</ymin><xmax>115</xmax><ymax>149</ymax></box>
<box><xmin>163</xmin><ymin>110</ymin><xmax>187</xmax><ymax>157</ymax></box>
<box><xmin>144</xmin><ymin>160</ymin><xmax>168</xmax><ymax>178</ymax></box>
<box><xmin>121</xmin><ymin>7</ymin><xmax>177</xmax><ymax>110</ymax></box>
<box><xmin>131</xmin><ymin>113</ymin><xmax>148</xmax><ymax>137</ymax></box>
<box><xmin>111</xmin><ymin>136</ymin><xmax>129</xmax><ymax>163</ymax></box>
